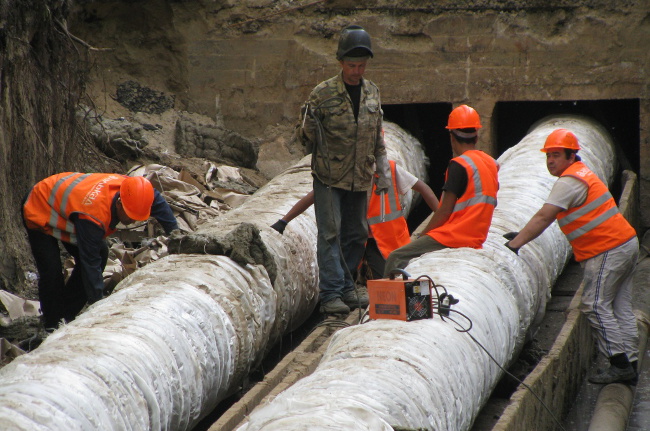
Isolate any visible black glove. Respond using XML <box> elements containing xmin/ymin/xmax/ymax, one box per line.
<box><xmin>271</xmin><ymin>219</ymin><xmax>288</xmax><ymax>234</ymax></box>
<box><xmin>504</xmin><ymin>240</ymin><xmax>520</xmax><ymax>255</ymax></box>
<box><xmin>503</xmin><ymin>231</ymin><xmax>519</xmax><ymax>240</ymax></box>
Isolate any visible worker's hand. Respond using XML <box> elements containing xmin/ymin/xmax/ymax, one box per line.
<box><xmin>503</xmin><ymin>231</ymin><xmax>519</xmax><ymax>240</ymax></box>
<box><xmin>374</xmin><ymin>153</ymin><xmax>392</xmax><ymax>195</ymax></box>
<box><xmin>374</xmin><ymin>176</ymin><xmax>391</xmax><ymax>195</ymax></box>
<box><xmin>271</xmin><ymin>219</ymin><xmax>288</xmax><ymax>234</ymax></box>
<box><xmin>300</xmin><ymin>104</ymin><xmax>318</xmax><ymax>144</ymax></box>
<box><xmin>504</xmin><ymin>240</ymin><xmax>520</xmax><ymax>255</ymax></box>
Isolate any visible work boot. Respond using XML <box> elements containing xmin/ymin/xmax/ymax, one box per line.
<box><xmin>588</xmin><ymin>364</ymin><xmax>637</xmax><ymax>385</ymax></box>
<box><xmin>319</xmin><ymin>297</ymin><xmax>350</xmax><ymax>315</ymax></box>
<box><xmin>625</xmin><ymin>360</ymin><xmax>639</xmax><ymax>386</ymax></box>
<box><xmin>342</xmin><ymin>286</ymin><xmax>369</xmax><ymax>309</ymax></box>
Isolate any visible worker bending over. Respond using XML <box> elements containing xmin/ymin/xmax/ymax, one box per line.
<box><xmin>504</xmin><ymin>129</ymin><xmax>639</xmax><ymax>385</ymax></box>
<box><xmin>383</xmin><ymin>105</ymin><xmax>499</xmax><ymax>276</ymax></box>
<box><xmin>23</xmin><ymin>173</ymin><xmax>179</xmax><ymax>329</ymax></box>
<box><xmin>271</xmin><ymin>160</ymin><xmax>439</xmax><ymax>282</ymax></box>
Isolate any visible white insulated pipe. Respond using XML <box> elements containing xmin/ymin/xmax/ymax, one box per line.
<box><xmin>0</xmin><ymin>122</ymin><xmax>427</xmax><ymax>430</ymax></box>
<box><xmin>235</xmin><ymin>115</ymin><xmax>616</xmax><ymax>431</ymax></box>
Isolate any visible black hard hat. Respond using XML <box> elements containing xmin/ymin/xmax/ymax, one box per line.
<box><xmin>336</xmin><ymin>25</ymin><xmax>373</xmax><ymax>60</ymax></box>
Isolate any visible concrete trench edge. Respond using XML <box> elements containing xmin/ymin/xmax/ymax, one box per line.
<box><xmin>208</xmin><ymin>312</ymin><xmax>361</xmax><ymax>431</ymax></box>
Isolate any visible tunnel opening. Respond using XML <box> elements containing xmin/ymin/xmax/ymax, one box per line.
<box><xmin>383</xmin><ymin>99</ymin><xmax>640</xmax><ymax>231</ymax></box>
<box><xmin>493</xmin><ymin>99</ymin><xmax>640</xmax><ymax>199</ymax></box>
<box><xmin>383</xmin><ymin>102</ymin><xmax>453</xmax><ymax>232</ymax></box>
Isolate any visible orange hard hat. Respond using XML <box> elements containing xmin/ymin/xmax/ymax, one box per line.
<box><xmin>541</xmin><ymin>129</ymin><xmax>581</xmax><ymax>152</ymax></box>
<box><xmin>446</xmin><ymin>105</ymin><xmax>482</xmax><ymax>130</ymax></box>
<box><xmin>120</xmin><ymin>176</ymin><xmax>154</xmax><ymax>221</ymax></box>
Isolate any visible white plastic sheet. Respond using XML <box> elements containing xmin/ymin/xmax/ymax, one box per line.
<box><xmin>236</xmin><ymin>115</ymin><xmax>616</xmax><ymax>431</ymax></box>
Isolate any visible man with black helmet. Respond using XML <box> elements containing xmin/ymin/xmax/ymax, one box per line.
<box><xmin>297</xmin><ymin>24</ymin><xmax>391</xmax><ymax>314</ymax></box>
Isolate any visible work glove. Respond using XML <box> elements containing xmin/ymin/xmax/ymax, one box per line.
<box><xmin>503</xmin><ymin>232</ymin><xmax>520</xmax><ymax>255</ymax></box>
<box><xmin>374</xmin><ymin>153</ymin><xmax>392</xmax><ymax>195</ymax></box>
<box><xmin>271</xmin><ymin>219</ymin><xmax>288</xmax><ymax>234</ymax></box>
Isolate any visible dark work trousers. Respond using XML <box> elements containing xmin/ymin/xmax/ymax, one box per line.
<box><xmin>25</xmin><ymin>228</ymin><xmax>108</xmax><ymax>328</ymax></box>
<box><xmin>314</xmin><ymin>177</ymin><xmax>368</xmax><ymax>303</ymax></box>
<box><xmin>360</xmin><ymin>238</ymin><xmax>386</xmax><ymax>281</ymax></box>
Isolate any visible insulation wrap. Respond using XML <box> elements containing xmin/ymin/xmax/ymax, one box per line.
<box><xmin>0</xmin><ymin>122</ymin><xmax>427</xmax><ymax>430</ymax></box>
<box><xmin>235</xmin><ymin>115</ymin><xmax>616</xmax><ymax>431</ymax></box>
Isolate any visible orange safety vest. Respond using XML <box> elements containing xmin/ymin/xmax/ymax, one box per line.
<box><xmin>367</xmin><ymin>161</ymin><xmax>410</xmax><ymax>259</ymax></box>
<box><xmin>23</xmin><ymin>172</ymin><xmax>125</xmax><ymax>244</ymax></box>
<box><xmin>428</xmin><ymin>150</ymin><xmax>498</xmax><ymax>248</ymax></box>
<box><xmin>556</xmin><ymin>161</ymin><xmax>636</xmax><ymax>262</ymax></box>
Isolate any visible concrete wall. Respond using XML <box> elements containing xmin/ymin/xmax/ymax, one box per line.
<box><xmin>70</xmin><ymin>1</ymin><xmax>650</xmax><ymax>226</ymax></box>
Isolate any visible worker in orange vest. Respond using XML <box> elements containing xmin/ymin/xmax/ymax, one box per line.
<box><xmin>504</xmin><ymin>129</ymin><xmax>639</xmax><ymax>385</ymax></box>
<box><xmin>271</xmin><ymin>160</ymin><xmax>439</xmax><ymax>284</ymax></box>
<box><xmin>23</xmin><ymin>173</ymin><xmax>179</xmax><ymax>329</ymax></box>
<box><xmin>383</xmin><ymin>105</ymin><xmax>499</xmax><ymax>276</ymax></box>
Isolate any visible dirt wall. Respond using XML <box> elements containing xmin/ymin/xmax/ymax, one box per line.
<box><xmin>0</xmin><ymin>1</ymin><xmax>95</xmax><ymax>295</ymax></box>
<box><xmin>68</xmin><ymin>0</ymin><xmax>650</xmax><ymax>227</ymax></box>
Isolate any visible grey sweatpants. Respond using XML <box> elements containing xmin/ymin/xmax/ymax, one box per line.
<box><xmin>578</xmin><ymin>236</ymin><xmax>639</xmax><ymax>362</ymax></box>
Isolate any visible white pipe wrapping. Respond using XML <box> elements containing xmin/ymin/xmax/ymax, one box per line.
<box><xmin>0</xmin><ymin>122</ymin><xmax>427</xmax><ymax>430</ymax></box>
<box><xmin>235</xmin><ymin>115</ymin><xmax>616</xmax><ymax>431</ymax></box>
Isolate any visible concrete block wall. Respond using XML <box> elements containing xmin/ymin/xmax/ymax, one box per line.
<box><xmin>70</xmin><ymin>1</ymin><xmax>650</xmax><ymax>227</ymax></box>
<box><xmin>179</xmin><ymin>3</ymin><xmax>650</xmax><ymax>225</ymax></box>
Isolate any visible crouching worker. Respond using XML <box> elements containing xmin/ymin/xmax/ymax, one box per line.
<box><xmin>23</xmin><ymin>173</ymin><xmax>179</xmax><ymax>329</ymax></box>
<box><xmin>383</xmin><ymin>105</ymin><xmax>499</xmax><ymax>276</ymax></box>
<box><xmin>503</xmin><ymin>129</ymin><xmax>639</xmax><ymax>385</ymax></box>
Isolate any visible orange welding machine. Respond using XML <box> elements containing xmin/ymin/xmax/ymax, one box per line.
<box><xmin>367</xmin><ymin>269</ymin><xmax>433</xmax><ymax>321</ymax></box>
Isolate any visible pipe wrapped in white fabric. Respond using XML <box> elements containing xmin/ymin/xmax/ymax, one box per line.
<box><xmin>236</xmin><ymin>115</ymin><xmax>616</xmax><ymax>431</ymax></box>
<box><xmin>0</xmin><ymin>256</ymin><xmax>275</xmax><ymax>430</ymax></box>
<box><xmin>174</xmin><ymin>120</ymin><xmax>428</xmax><ymax>336</ymax></box>
<box><xmin>0</xmin><ymin>122</ymin><xmax>427</xmax><ymax>430</ymax></box>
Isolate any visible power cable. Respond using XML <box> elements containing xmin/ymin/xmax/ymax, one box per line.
<box><xmin>424</xmin><ymin>280</ymin><xmax>568</xmax><ymax>431</ymax></box>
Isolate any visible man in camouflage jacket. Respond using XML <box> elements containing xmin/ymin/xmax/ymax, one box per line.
<box><xmin>297</xmin><ymin>25</ymin><xmax>391</xmax><ymax>314</ymax></box>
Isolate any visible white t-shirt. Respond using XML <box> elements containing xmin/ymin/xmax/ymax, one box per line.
<box><xmin>369</xmin><ymin>164</ymin><xmax>418</xmax><ymax>201</ymax></box>
<box><xmin>546</xmin><ymin>176</ymin><xmax>588</xmax><ymax>210</ymax></box>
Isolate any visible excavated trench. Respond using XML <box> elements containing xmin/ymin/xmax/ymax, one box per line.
<box><xmin>204</xmin><ymin>101</ymin><xmax>644</xmax><ymax>430</ymax></box>
<box><xmin>197</xmin><ymin>104</ymin><xmax>644</xmax><ymax>430</ymax></box>
<box><xmin>0</xmin><ymin>90</ymin><xmax>644</xmax><ymax>430</ymax></box>
<box><xmin>2</xmin><ymin>1</ymin><xmax>649</xmax><ymax>429</ymax></box>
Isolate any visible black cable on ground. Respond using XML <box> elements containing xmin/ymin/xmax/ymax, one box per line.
<box><xmin>434</xmin><ymin>304</ymin><xmax>567</xmax><ymax>431</ymax></box>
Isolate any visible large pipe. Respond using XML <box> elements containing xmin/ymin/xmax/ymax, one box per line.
<box><xmin>588</xmin><ymin>313</ymin><xmax>649</xmax><ymax>431</ymax></box>
<box><xmin>234</xmin><ymin>115</ymin><xmax>616</xmax><ymax>430</ymax></box>
<box><xmin>0</xmin><ymin>122</ymin><xmax>427</xmax><ymax>430</ymax></box>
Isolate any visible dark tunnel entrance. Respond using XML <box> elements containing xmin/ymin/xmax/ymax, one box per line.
<box><xmin>493</xmin><ymin>99</ymin><xmax>640</xmax><ymax>170</ymax></box>
<box><xmin>494</xmin><ymin>99</ymin><xmax>640</xmax><ymax>200</ymax></box>
<box><xmin>383</xmin><ymin>99</ymin><xmax>640</xmax><ymax>232</ymax></box>
<box><xmin>383</xmin><ymin>102</ymin><xmax>452</xmax><ymax>232</ymax></box>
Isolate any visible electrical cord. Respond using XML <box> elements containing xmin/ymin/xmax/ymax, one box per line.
<box><xmin>423</xmin><ymin>277</ymin><xmax>567</xmax><ymax>431</ymax></box>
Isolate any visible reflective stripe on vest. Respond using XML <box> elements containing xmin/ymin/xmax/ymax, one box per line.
<box><xmin>367</xmin><ymin>162</ymin><xmax>403</xmax><ymax>225</ymax></box>
<box><xmin>451</xmin><ymin>154</ymin><xmax>498</xmax><ymax>212</ymax></box>
<box><xmin>557</xmin><ymin>191</ymin><xmax>613</xmax><ymax>241</ymax></box>
<box><xmin>23</xmin><ymin>173</ymin><xmax>122</xmax><ymax>244</ymax></box>
<box><xmin>556</xmin><ymin>161</ymin><xmax>636</xmax><ymax>261</ymax></box>
<box><xmin>48</xmin><ymin>173</ymin><xmax>91</xmax><ymax>242</ymax></box>
<box><xmin>429</xmin><ymin>150</ymin><xmax>498</xmax><ymax>249</ymax></box>
<box><xmin>367</xmin><ymin>161</ymin><xmax>411</xmax><ymax>258</ymax></box>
